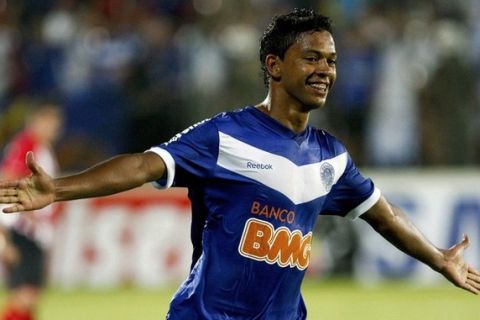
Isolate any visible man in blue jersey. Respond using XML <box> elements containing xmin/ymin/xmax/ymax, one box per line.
<box><xmin>0</xmin><ymin>8</ymin><xmax>479</xmax><ymax>320</ymax></box>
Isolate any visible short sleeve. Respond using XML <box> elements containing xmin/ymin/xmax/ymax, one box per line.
<box><xmin>321</xmin><ymin>154</ymin><xmax>381</xmax><ymax>220</ymax></box>
<box><xmin>147</xmin><ymin>118</ymin><xmax>219</xmax><ymax>189</ymax></box>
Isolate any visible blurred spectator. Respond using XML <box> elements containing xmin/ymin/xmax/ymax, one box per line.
<box><xmin>0</xmin><ymin>101</ymin><xmax>63</xmax><ymax>320</ymax></box>
<box><xmin>365</xmin><ymin>7</ymin><xmax>431</xmax><ymax>166</ymax></box>
<box><xmin>419</xmin><ymin>20</ymin><xmax>478</xmax><ymax>165</ymax></box>
<box><xmin>125</xmin><ymin>11</ymin><xmax>192</xmax><ymax>153</ymax></box>
<box><xmin>0</xmin><ymin>0</ymin><xmax>478</xmax><ymax>170</ymax></box>
<box><xmin>0</xmin><ymin>9</ymin><xmax>14</xmax><ymax>108</ymax></box>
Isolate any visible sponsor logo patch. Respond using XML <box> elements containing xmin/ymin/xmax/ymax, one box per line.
<box><xmin>238</xmin><ymin>218</ymin><xmax>312</xmax><ymax>270</ymax></box>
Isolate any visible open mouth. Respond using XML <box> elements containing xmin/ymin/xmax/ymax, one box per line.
<box><xmin>307</xmin><ymin>82</ymin><xmax>328</xmax><ymax>95</ymax></box>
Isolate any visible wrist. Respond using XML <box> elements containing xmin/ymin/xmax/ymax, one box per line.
<box><xmin>430</xmin><ymin>248</ymin><xmax>448</xmax><ymax>273</ymax></box>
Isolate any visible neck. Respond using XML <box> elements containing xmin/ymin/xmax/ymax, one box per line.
<box><xmin>256</xmin><ymin>94</ymin><xmax>310</xmax><ymax>133</ymax></box>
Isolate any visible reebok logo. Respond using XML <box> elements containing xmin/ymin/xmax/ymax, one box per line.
<box><xmin>246</xmin><ymin>162</ymin><xmax>273</xmax><ymax>170</ymax></box>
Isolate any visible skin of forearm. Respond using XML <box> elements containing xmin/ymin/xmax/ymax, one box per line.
<box><xmin>54</xmin><ymin>153</ymin><xmax>165</xmax><ymax>202</ymax></box>
<box><xmin>363</xmin><ymin>198</ymin><xmax>445</xmax><ymax>272</ymax></box>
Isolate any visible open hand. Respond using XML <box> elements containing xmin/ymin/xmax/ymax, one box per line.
<box><xmin>0</xmin><ymin>152</ymin><xmax>56</xmax><ymax>213</ymax></box>
<box><xmin>440</xmin><ymin>235</ymin><xmax>480</xmax><ymax>294</ymax></box>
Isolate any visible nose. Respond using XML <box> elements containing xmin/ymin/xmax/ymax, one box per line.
<box><xmin>315</xmin><ymin>58</ymin><xmax>334</xmax><ymax>76</ymax></box>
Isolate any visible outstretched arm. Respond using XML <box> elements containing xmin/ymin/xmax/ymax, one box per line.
<box><xmin>0</xmin><ymin>151</ymin><xmax>166</xmax><ymax>213</ymax></box>
<box><xmin>361</xmin><ymin>196</ymin><xmax>480</xmax><ymax>295</ymax></box>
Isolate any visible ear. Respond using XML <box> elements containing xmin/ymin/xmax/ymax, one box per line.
<box><xmin>265</xmin><ymin>54</ymin><xmax>282</xmax><ymax>82</ymax></box>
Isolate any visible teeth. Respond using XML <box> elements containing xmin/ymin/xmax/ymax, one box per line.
<box><xmin>309</xmin><ymin>83</ymin><xmax>327</xmax><ymax>91</ymax></box>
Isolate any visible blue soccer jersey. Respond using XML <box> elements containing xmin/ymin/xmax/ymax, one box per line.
<box><xmin>148</xmin><ymin>106</ymin><xmax>380</xmax><ymax>319</ymax></box>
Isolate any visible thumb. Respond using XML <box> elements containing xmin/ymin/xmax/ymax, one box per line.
<box><xmin>460</xmin><ymin>234</ymin><xmax>470</xmax><ymax>250</ymax></box>
<box><xmin>451</xmin><ymin>234</ymin><xmax>470</xmax><ymax>254</ymax></box>
<box><xmin>26</xmin><ymin>151</ymin><xmax>45</xmax><ymax>176</ymax></box>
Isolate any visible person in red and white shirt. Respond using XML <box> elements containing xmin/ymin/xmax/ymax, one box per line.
<box><xmin>0</xmin><ymin>102</ymin><xmax>63</xmax><ymax>320</ymax></box>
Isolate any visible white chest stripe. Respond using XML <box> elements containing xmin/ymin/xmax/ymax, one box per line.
<box><xmin>217</xmin><ymin>132</ymin><xmax>348</xmax><ymax>205</ymax></box>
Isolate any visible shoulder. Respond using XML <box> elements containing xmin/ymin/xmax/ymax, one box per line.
<box><xmin>211</xmin><ymin>106</ymin><xmax>252</xmax><ymax>126</ymax></box>
<box><xmin>166</xmin><ymin>107</ymin><xmax>250</xmax><ymax>142</ymax></box>
<box><xmin>178</xmin><ymin>106</ymin><xmax>253</xmax><ymax>139</ymax></box>
<box><xmin>164</xmin><ymin>117</ymin><xmax>218</xmax><ymax>146</ymax></box>
<box><xmin>161</xmin><ymin>108</ymin><xmax>248</xmax><ymax>148</ymax></box>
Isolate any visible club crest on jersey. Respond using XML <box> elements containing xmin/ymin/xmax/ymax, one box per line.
<box><xmin>320</xmin><ymin>162</ymin><xmax>335</xmax><ymax>192</ymax></box>
<box><xmin>238</xmin><ymin>218</ymin><xmax>312</xmax><ymax>270</ymax></box>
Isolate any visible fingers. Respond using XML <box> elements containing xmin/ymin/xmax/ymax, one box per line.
<box><xmin>2</xmin><ymin>204</ymin><xmax>24</xmax><ymax>214</ymax></box>
<box><xmin>463</xmin><ymin>283</ymin><xmax>479</xmax><ymax>295</ymax></box>
<box><xmin>466</xmin><ymin>279</ymin><xmax>480</xmax><ymax>292</ymax></box>
<box><xmin>0</xmin><ymin>180</ymin><xmax>22</xmax><ymax>188</ymax></box>
<box><xmin>463</xmin><ymin>278</ymin><xmax>480</xmax><ymax>295</ymax></box>
<box><xmin>0</xmin><ymin>188</ymin><xmax>20</xmax><ymax>208</ymax></box>
<box><xmin>0</xmin><ymin>196</ymin><xmax>19</xmax><ymax>205</ymax></box>
<box><xmin>0</xmin><ymin>184</ymin><xmax>26</xmax><ymax>213</ymax></box>
<box><xmin>460</xmin><ymin>265</ymin><xmax>480</xmax><ymax>295</ymax></box>
<box><xmin>0</xmin><ymin>188</ymin><xmax>19</xmax><ymax>197</ymax></box>
<box><xmin>468</xmin><ymin>265</ymin><xmax>480</xmax><ymax>277</ymax></box>
<box><xmin>467</xmin><ymin>266</ymin><xmax>480</xmax><ymax>285</ymax></box>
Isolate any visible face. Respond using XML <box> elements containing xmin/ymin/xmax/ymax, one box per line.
<box><xmin>33</xmin><ymin>107</ymin><xmax>63</xmax><ymax>144</ymax></box>
<box><xmin>275</xmin><ymin>31</ymin><xmax>337</xmax><ymax>110</ymax></box>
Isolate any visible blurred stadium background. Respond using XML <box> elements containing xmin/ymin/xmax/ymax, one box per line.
<box><xmin>0</xmin><ymin>0</ymin><xmax>479</xmax><ymax>319</ymax></box>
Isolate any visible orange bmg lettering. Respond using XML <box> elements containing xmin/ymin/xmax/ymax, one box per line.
<box><xmin>238</xmin><ymin>218</ymin><xmax>312</xmax><ymax>270</ymax></box>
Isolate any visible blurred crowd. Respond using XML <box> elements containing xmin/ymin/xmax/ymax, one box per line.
<box><xmin>0</xmin><ymin>0</ymin><xmax>479</xmax><ymax>171</ymax></box>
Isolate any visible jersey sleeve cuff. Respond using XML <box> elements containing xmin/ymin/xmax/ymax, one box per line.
<box><xmin>345</xmin><ymin>187</ymin><xmax>381</xmax><ymax>220</ymax></box>
<box><xmin>146</xmin><ymin>147</ymin><xmax>175</xmax><ymax>189</ymax></box>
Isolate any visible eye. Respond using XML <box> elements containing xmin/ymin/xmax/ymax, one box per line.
<box><xmin>305</xmin><ymin>56</ymin><xmax>319</xmax><ymax>62</ymax></box>
<box><xmin>327</xmin><ymin>59</ymin><xmax>337</xmax><ymax>66</ymax></box>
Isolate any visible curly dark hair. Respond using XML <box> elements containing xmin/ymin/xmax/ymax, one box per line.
<box><xmin>260</xmin><ymin>8</ymin><xmax>333</xmax><ymax>87</ymax></box>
